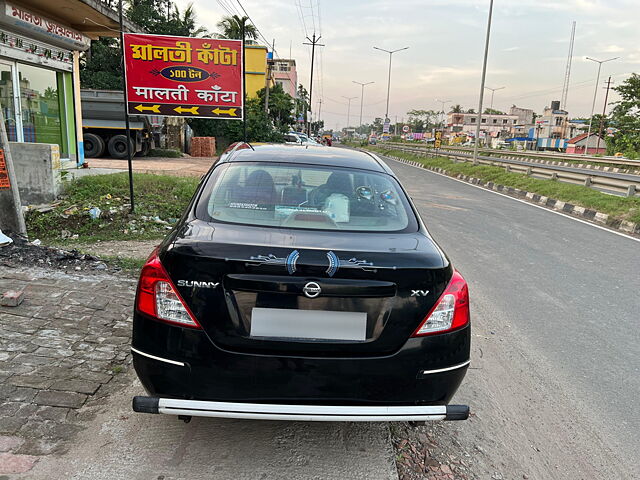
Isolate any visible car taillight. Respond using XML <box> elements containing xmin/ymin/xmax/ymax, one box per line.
<box><xmin>136</xmin><ymin>249</ymin><xmax>201</xmax><ymax>329</ymax></box>
<box><xmin>412</xmin><ymin>270</ymin><xmax>469</xmax><ymax>337</ymax></box>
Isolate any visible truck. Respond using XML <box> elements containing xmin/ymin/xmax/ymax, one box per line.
<box><xmin>81</xmin><ymin>89</ymin><xmax>155</xmax><ymax>159</ymax></box>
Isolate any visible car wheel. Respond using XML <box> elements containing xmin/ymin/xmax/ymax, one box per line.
<box><xmin>83</xmin><ymin>133</ymin><xmax>105</xmax><ymax>158</ymax></box>
<box><xmin>107</xmin><ymin>135</ymin><xmax>134</xmax><ymax>159</ymax></box>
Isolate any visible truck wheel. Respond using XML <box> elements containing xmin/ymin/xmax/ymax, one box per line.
<box><xmin>136</xmin><ymin>141</ymin><xmax>151</xmax><ymax>157</ymax></box>
<box><xmin>107</xmin><ymin>135</ymin><xmax>134</xmax><ymax>159</ymax></box>
<box><xmin>84</xmin><ymin>133</ymin><xmax>105</xmax><ymax>158</ymax></box>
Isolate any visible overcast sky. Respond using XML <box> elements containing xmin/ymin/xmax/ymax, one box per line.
<box><xmin>175</xmin><ymin>0</ymin><xmax>638</xmax><ymax>130</ymax></box>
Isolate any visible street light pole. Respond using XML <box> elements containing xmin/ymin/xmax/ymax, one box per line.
<box><xmin>484</xmin><ymin>86</ymin><xmax>505</xmax><ymax>112</ymax></box>
<box><xmin>585</xmin><ymin>56</ymin><xmax>618</xmax><ymax>155</ymax></box>
<box><xmin>342</xmin><ymin>95</ymin><xmax>358</xmax><ymax>136</ymax></box>
<box><xmin>435</xmin><ymin>98</ymin><xmax>451</xmax><ymax>129</ymax></box>
<box><xmin>373</xmin><ymin>46</ymin><xmax>409</xmax><ymax>123</ymax></box>
<box><xmin>353</xmin><ymin>81</ymin><xmax>374</xmax><ymax>133</ymax></box>
<box><xmin>473</xmin><ymin>0</ymin><xmax>494</xmax><ymax>164</ymax></box>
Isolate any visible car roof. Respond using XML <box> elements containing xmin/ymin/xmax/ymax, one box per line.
<box><xmin>220</xmin><ymin>143</ymin><xmax>393</xmax><ymax>174</ymax></box>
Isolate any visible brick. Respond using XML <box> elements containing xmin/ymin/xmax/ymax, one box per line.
<box><xmin>0</xmin><ymin>435</ymin><xmax>24</xmax><ymax>452</ymax></box>
<box><xmin>0</xmin><ymin>452</ymin><xmax>39</xmax><ymax>474</ymax></box>
<box><xmin>7</xmin><ymin>375</ymin><xmax>53</xmax><ymax>389</ymax></box>
<box><xmin>50</xmin><ymin>379</ymin><xmax>101</xmax><ymax>395</ymax></box>
<box><xmin>0</xmin><ymin>416</ymin><xmax>28</xmax><ymax>434</ymax></box>
<box><xmin>33</xmin><ymin>390</ymin><xmax>87</xmax><ymax>409</ymax></box>
<box><xmin>1</xmin><ymin>290</ymin><xmax>24</xmax><ymax>307</ymax></box>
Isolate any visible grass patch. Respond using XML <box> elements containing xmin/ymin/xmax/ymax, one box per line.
<box><xmin>148</xmin><ymin>148</ymin><xmax>182</xmax><ymax>158</ymax></box>
<box><xmin>27</xmin><ymin>172</ymin><xmax>199</xmax><ymax>242</ymax></box>
<box><xmin>100</xmin><ymin>255</ymin><xmax>146</xmax><ymax>274</ymax></box>
<box><xmin>368</xmin><ymin>146</ymin><xmax>640</xmax><ymax>224</ymax></box>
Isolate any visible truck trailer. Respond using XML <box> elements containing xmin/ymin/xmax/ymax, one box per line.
<box><xmin>81</xmin><ymin>89</ymin><xmax>155</xmax><ymax>159</ymax></box>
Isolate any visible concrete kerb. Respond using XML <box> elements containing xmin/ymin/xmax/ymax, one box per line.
<box><xmin>386</xmin><ymin>155</ymin><xmax>640</xmax><ymax>236</ymax></box>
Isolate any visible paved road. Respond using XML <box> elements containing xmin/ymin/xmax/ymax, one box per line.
<box><xmin>385</xmin><ymin>156</ymin><xmax>640</xmax><ymax>478</ymax></box>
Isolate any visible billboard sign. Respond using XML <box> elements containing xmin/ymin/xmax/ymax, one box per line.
<box><xmin>383</xmin><ymin>118</ymin><xmax>391</xmax><ymax>134</ymax></box>
<box><xmin>123</xmin><ymin>33</ymin><xmax>243</xmax><ymax>119</ymax></box>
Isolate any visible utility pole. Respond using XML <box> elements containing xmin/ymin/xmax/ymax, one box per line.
<box><xmin>264</xmin><ymin>39</ymin><xmax>275</xmax><ymax>114</ymax></box>
<box><xmin>596</xmin><ymin>76</ymin><xmax>613</xmax><ymax>153</ymax></box>
<box><xmin>585</xmin><ymin>56</ymin><xmax>618</xmax><ymax>155</ymax></box>
<box><xmin>473</xmin><ymin>0</ymin><xmax>494</xmax><ymax>164</ymax></box>
<box><xmin>373</xmin><ymin>46</ymin><xmax>409</xmax><ymax>125</ymax></box>
<box><xmin>353</xmin><ymin>81</ymin><xmax>374</xmax><ymax>133</ymax></box>
<box><xmin>342</xmin><ymin>96</ymin><xmax>358</xmax><ymax>136</ymax></box>
<box><xmin>241</xmin><ymin>18</ymin><xmax>247</xmax><ymax>142</ymax></box>
<box><xmin>317</xmin><ymin>98</ymin><xmax>323</xmax><ymax>131</ymax></box>
<box><xmin>303</xmin><ymin>33</ymin><xmax>324</xmax><ymax>136</ymax></box>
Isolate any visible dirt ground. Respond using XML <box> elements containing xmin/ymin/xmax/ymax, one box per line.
<box><xmin>84</xmin><ymin>156</ymin><xmax>215</xmax><ymax>177</ymax></box>
<box><xmin>63</xmin><ymin>239</ymin><xmax>160</xmax><ymax>261</ymax></box>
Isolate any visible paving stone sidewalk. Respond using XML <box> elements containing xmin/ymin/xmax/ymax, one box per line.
<box><xmin>0</xmin><ymin>265</ymin><xmax>136</xmax><ymax>475</ymax></box>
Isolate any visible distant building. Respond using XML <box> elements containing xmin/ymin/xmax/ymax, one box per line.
<box><xmin>536</xmin><ymin>100</ymin><xmax>568</xmax><ymax>139</ymax></box>
<box><xmin>447</xmin><ymin>111</ymin><xmax>519</xmax><ymax>139</ymax></box>
<box><xmin>565</xmin><ymin>133</ymin><xmax>607</xmax><ymax>155</ymax></box>
<box><xmin>245</xmin><ymin>44</ymin><xmax>273</xmax><ymax>98</ymax></box>
<box><xmin>271</xmin><ymin>59</ymin><xmax>297</xmax><ymax>98</ymax></box>
<box><xmin>509</xmin><ymin>105</ymin><xmax>534</xmax><ymax>126</ymax></box>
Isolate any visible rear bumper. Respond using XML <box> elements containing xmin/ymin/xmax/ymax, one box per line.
<box><xmin>132</xmin><ymin>396</ymin><xmax>469</xmax><ymax>421</ymax></box>
<box><xmin>132</xmin><ymin>314</ymin><xmax>470</xmax><ymax>406</ymax></box>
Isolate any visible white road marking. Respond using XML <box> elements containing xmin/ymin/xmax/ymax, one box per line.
<box><xmin>387</xmin><ymin>157</ymin><xmax>640</xmax><ymax>244</ymax></box>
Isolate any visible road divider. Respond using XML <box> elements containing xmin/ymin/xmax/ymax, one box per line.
<box><xmin>365</xmin><ymin>147</ymin><xmax>640</xmax><ymax>236</ymax></box>
<box><xmin>382</xmin><ymin>143</ymin><xmax>640</xmax><ymax>197</ymax></box>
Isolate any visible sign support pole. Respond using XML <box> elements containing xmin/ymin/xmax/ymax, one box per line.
<box><xmin>119</xmin><ymin>0</ymin><xmax>135</xmax><ymax>213</ymax></box>
<box><xmin>241</xmin><ymin>19</ymin><xmax>247</xmax><ymax>143</ymax></box>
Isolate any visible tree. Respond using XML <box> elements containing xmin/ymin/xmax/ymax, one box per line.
<box><xmin>216</xmin><ymin>15</ymin><xmax>258</xmax><ymax>40</ymax></box>
<box><xmin>607</xmin><ymin>73</ymin><xmax>640</xmax><ymax>157</ymax></box>
<box><xmin>80</xmin><ymin>37</ymin><xmax>122</xmax><ymax>89</ymax></box>
<box><xmin>467</xmin><ymin>108</ymin><xmax>476</xmax><ymax>114</ymax></box>
<box><xmin>189</xmin><ymin>98</ymin><xmax>283</xmax><ymax>148</ymax></box>
<box><xmin>256</xmin><ymin>83</ymin><xmax>295</xmax><ymax>128</ymax></box>
<box><xmin>295</xmin><ymin>85</ymin><xmax>310</xmax><ymax>124</ymax></box>
<box><xmin>484</xmin><ymin>108</ymin><xmax>505</xmax><ymax>115</ymax></box>
<box><xmin>310</xmin><ymin>120</ymin><xmax>324</xmax><ymax>134</ymax></box>
<box><xmin>81</xmin><ymin>0</ymin><xmax>208</xmax><ymax>89</ymax></box>
<box><xmin>451</xmin><ymin>104</ymin><xmax>463</xmax><ymax>113</ymax></box>
<box><xmin>406</xmin><ymin>109</ymin><xmax>438</xmax><ymax>132</ymax></box>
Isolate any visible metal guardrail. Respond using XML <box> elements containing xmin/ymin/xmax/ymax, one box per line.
<box><xmin>382</xmin><ymin>144</ymin><xmax>640</xmax><ymax>198</ymax></box>
<box><xmin>386</xmin><ymin>142</ymin><xmax>640</xmax><ymax>170</ymax></box>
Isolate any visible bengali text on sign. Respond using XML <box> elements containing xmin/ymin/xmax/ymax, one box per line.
<box><xmin>123</xmin><ymin>33</ymin><xmax>243</xmax><ymax>119</ymax></box>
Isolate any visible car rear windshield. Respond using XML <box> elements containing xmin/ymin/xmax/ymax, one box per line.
<box><xmin>195</xmin><ymin>162</ymin><xmax>418</xmax><ymax>232</ymax></box>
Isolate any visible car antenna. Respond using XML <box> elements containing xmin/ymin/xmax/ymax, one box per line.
<box><xmin>244</xmin><ymin>141</ymin><xmax>255</xmax><ymax>151</ymax></box>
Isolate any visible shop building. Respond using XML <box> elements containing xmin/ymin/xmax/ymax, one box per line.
<box><xmin>0</xmin><ymin>0</ymin><xmax>134</xmax><ymax>167</ymax></box>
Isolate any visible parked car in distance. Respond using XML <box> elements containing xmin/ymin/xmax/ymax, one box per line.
<box><xmin>284</xmin><ymin>132</ymin><xmax>323</xmax><ymax>146</ymax></box>
<box><xmin>131</xmin><ymin>143</ymin><xmax>470</xmax><ymax>422</ymax></box>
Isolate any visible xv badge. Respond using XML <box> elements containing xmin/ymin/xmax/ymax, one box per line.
<box><xmin>411</xmin><ymin>290</ymin><xmax>430</xmax><ymax>297</ymax></box>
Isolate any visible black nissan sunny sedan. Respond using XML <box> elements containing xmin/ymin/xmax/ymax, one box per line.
<box><xmin>132</xmin><ymin>143</ymin><xmax>470</xmax><ymax>422</ymax></box>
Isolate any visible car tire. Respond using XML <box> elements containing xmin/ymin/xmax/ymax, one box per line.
<box><xmin>83</xmin><ymin>133</ymin><xmax>105</xmax><ymax>158</ymax></box>
<box><xmin>107</xmin><ymin>135</ymin><xmax>134</xmax><ymax>159</ymax></box>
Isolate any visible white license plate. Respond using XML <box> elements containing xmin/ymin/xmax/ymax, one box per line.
<box><xmin>250</xmin><ymin>308</ymin><xmax>367</xmax><ymax>341</ymax></box>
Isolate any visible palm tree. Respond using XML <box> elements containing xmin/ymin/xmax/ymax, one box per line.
<box><xmin>216</xmin><ymin>15</ymin><xmax>258</xmax><ymax>40</ymax></box>
<box><xmin>451</xmin><ymin>104</ymin><xmax>463</xmax><ymax>113</ymax></box>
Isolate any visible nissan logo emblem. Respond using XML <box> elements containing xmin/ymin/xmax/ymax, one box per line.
<box><xmin>303</xmin><ymin>281</ymin><xmax>321</xmax><ymax>298</ymax></box>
